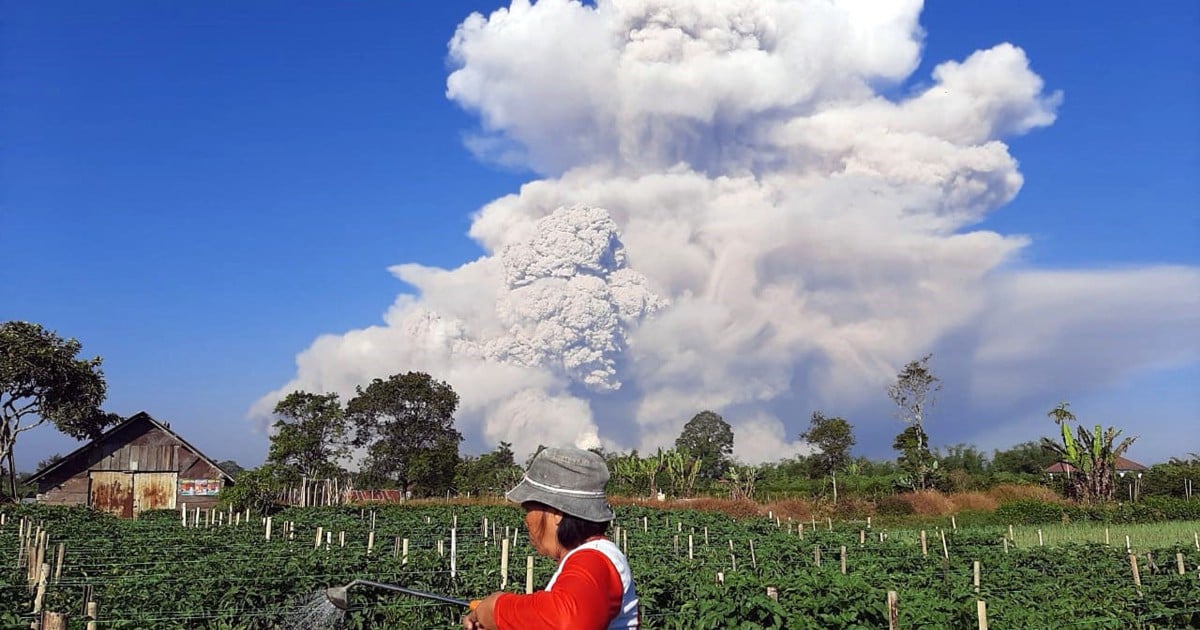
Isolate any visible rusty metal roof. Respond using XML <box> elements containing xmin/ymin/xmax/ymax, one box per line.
<box><xmin>25</xmin><ymin>411</ymin><xmax>236</xmax><ymax>484</ymax></box>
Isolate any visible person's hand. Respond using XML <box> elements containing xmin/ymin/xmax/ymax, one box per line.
<box><xmin>462</xmin><ymin>592</ymin><xmax>503</xmax><ymax>630</ymax></box>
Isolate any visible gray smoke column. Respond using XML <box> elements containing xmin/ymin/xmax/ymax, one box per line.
<box><xmin>254</xmin><ymin>0</ymin><xmax>1199</xmax><ymax>462</ymax></box>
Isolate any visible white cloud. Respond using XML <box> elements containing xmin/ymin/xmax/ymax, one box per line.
<box><xmin>254</xmin><ymin>0</ymin><xmax>1198</xmax><ymax>465</ymax></box>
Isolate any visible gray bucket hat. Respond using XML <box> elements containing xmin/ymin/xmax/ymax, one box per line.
<box><xmin>506</xmin><ymin>447</ymin><xmax>615</xmax><ymax>523</ymax></box>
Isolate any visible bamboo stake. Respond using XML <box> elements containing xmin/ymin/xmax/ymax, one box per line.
<box><xmin>1177</xmin><ymin>552</ymin><xmax>1186</xmax><ymax>576</ymax></box>
<box><xmin>920</xmin><ymin>531</ymin><xmax>927</xmax><ymax>557</ymax></box>
<box><xmin>367</xmin><ymin>531</ymin><xmax>374</xmax><ymax>554</ymax></box>
<box><xmin>526</xmin><ymin>556</ymin><xmax>535</xmax><ymax>594</ymax></box>
<box><xmin>85</xmin><ymin>602</ymin><xmax>97</xmax><ymax>630</ymax></box>
<box><xmin>32</xmin><ymin>562</ymin><xmax>50</xmax><ymax>619</ymax></box>
<box><xmin>840</xmin><ymin>546</ymin><xmax>847</xmax><ymax>574</ymax></box>
<box><xmin>53</xmin><ymin>544</ymin><xmax>64</xmax><ymax>583</ymax></box>
<box><xmin>450</xmin><ymin>528</ymin><xmax>457</xmax><ymax>578</ymax></box>
<box><xmin>500</xmin><ymin>538</ymin><xmax>510</xmax><ymax>589</ymax></box>
<box><xmin>1129</xmin><ymin>554</ymin><xmax>1142</xmax><ymax>588</ymax></box>
<box><xmin>41</xmin><ymin>611</ymin><xmax>68</xmax><ymax>630</ymax></box>
<box><xmin>813</xmin><ymin>545</ymin><xmax>821</xmax><ymax>568</ymax></box>
<box><xmin>749</xmin><ymin>539</ymin><xmax>757</xmax><ymax>569</ymax></box>
<box><xmin>940</xmin><ymin>529</ymin><xmax>949</xmax><ymax>559</ymax></box>
<box><xmin>973</xmin><ymin>561</ymin><xmax>980</xmax><ymax>594</ymax></box>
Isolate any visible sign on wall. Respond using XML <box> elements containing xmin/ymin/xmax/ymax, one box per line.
<box><xmin>180</xmin><ymin>479</ymin><xmax>222</xmax><ymax>496</ymax></box>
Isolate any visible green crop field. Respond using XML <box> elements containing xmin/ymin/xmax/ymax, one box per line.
<box><xmin>2</xmin><ymin>504</ymin><xmax>1198</xmax><ymax>629</ymax></box>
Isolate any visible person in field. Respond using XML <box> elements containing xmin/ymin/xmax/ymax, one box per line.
<box><xmin>463</xmin><ymin>446</ymin><xmax>640</xmax><ymax>630</ymax></box>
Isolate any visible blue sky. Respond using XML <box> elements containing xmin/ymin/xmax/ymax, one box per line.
<box><xmin>3</xmin><ymin>0</ymin><xmax>1197</xmax><ymax>471</ymax></box>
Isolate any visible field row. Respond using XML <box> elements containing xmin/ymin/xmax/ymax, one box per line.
<box><xmin>1</xmin><ymin>504</ymin><xmax>1198</xmax><ymax>629</ymax></box>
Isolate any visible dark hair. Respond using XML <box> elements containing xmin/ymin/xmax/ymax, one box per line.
<box><xmin>556</xmin><ymin>512</ymin><xmax>609</xmax><ymax>549</ymax></box>
<box><xmin>523</xmin><ymin>501</ymin><xmax>609</xmax><ymax>549</ymax></box>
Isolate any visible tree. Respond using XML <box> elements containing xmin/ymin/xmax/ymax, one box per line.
<box><xmin>799</xmin><ymin>412</ymin><xmax>856</xmax><ymax>479</ymax></box>
<box><xmin>1040</xmin><ymin>402</ymin><xmax>1136</xmax><ymax>502</ymax></box>
<box><xmin>799</xmin><ymin>411</ymin><xmax>856</xmax><ymax>503</ymax></box>
<box><xmin>887</xmin><ymin>354</ymin><xmax>941</xmax><ymax>490</ymax></box>
<box><xmin>937</xmin><ymin>444</ymin><xmax>988</xmax><ymax>475</ymax></box>
<box><xmin>456</xmin><ymin>442</ymin><xmax>522</xmax><ymax>496</ymax></box>
<box><xmin>216</xmin><ymin>460</ymin><xmax>245</xmax><ymax>477</ymax></box>
<box><xmin>892</xmin><ymin>426</ymin><xmax>938</xmax><ymax>490</ymax></box>
<box><xmin>267</xmin><ymin>391</ymin><xmax>349</xmax><ymax>482</ymax></box>
<box><xmin>1</xmin><ymin>321</ymin><xmax>120</xmax><ymax>499</ymax></box>
<box><xmin>674</xmin><ymin>410</ymin><xmax>734</xmax><ymax>480</ymax></box>
<box><xmin>347</xmin><ymin>372</ymin><xmax>462</xmax><ymax>497</ymax></box>
<box><xmin>219</xmin><ymin>465</ymin><xmax>283</xmax><ymax>515</ymax></box>
<box><xmin>991</xmin><ymin>441</ymin><xmax>1058</xmax><ymax>475</ymax></box>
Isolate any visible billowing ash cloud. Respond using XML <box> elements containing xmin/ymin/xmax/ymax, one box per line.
<box><xmin>254</xmin><ymin>0</ymin><xmax>1200</xmax><ymax>463</ymax></box>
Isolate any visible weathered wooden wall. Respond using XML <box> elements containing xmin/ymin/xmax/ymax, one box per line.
<box><xmin>35</xmin><ymin>417</ymin><xmax>229</xmax><ymax>516</ymax></box>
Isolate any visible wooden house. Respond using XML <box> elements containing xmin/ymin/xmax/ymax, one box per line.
<box><xmin>26</xmin><ymin>412</ymin><xmax>235</xmax><ymax>518</ymax></box>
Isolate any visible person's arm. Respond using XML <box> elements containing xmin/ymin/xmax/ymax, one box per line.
<box><xmin>477</xmin><ymin>549</ymin><xmax>622</xmax><ymax>630</ymax></box>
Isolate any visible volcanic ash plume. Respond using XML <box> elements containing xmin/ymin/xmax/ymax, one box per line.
<box><xmin>255</xmin><ymin>0</ymin><xmax>1200</xmax><ymax>462</ymax></box>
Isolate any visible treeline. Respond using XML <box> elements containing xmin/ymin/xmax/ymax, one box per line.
<box><xmin>4</xmin><ymin>320</ymin><xmax>1195</xmax><ymax>510</ymax></box>
<box><xmin>242</xmin><ymin>366</ymin><xmax>1198</xmax><ymax>513</ymax></box>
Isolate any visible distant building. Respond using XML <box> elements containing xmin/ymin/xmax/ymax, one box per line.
<box><xmin>1045</xmin><ymin>456</ymin><xmax>1149</xmax><ymax>476</ymax></box>
<box><xmin>25</xmin><ymin>412</ymin><xmax>234</xmax><ymax>518</ymax></box>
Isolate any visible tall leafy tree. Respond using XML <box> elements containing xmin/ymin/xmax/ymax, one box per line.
<box><xmin>799</xmin><ymin>411</ymin><xmax>856</xmax><ymax>479</ymax></box>
<box><xmin>991</xmin><ymin>441</ymin><xmax>1058</xmax><ymax>475</ymax></box>
<box><xmin>348</xmin><ymin>372</ymin><xmax>462</xmax><ymax>497</ymax></box>
<box><xmin>268</xmin><ymin>391</ymin><xmax>349</xmax><ymax>482</ymax></box>
<box><xmin>456</xmin><ymin>442</ymin><xmax>522</xmax><ymax>496</ymax></box>
<box><xmin>1</xmin><ymin>321</ymin><xmax>120</xmax><ymax>499</ymax></box>
<box><xmin>1041</xmin><ymin>402</ymin><xmax>1136</xmax><ymax>502</ymax></box>
<box><xmin>887</xmin><ymin>354</ymin><xmax>941</xmax><ymax>490</ymax></box>
<box><xmin>675</xmin><ymin>410</ymin><xmax>734</xmax><ymax>480</ymax></box>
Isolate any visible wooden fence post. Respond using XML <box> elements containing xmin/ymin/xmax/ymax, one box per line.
<box><xmin>1177</xmin><ymin>552</ymin><xmax>1186</xmax><ymax>576</ymax></box>
<box><xmin>41</xmin><ymin>611</ymin><xmax>67</xmax><ymax>630</ymax></box>
<box><xmin>840</xmin><ymin>546</ymin><xmax>847</xmax><ymax>574</ymax></box>
<box><xmin>1129</xmin><ymin>554</ymin><xmax>1142</xmax><ymax>589</ymax></box>
<box><xmin>85</xmin><ymin>601</ymin><xmax>98</xmax><ymax>630</ymax></box>
<box><xmin>887</xmin><ymin>591</ymin><xmax>899</xmax><ymax>630</ymax></box>
<box><xmin>500</xmin><ymin>538</ymin><xmax>510</xmax><ymax>589</ymax></box>
<box><xmin>976</xmin><ymin>600</ymin><xmax>988</xmax><ymax>630</ymax></box>
<box><xmin>53</xmin><ymin>544</ymin><xmax>65</xmax><ymax>583</ymax></box>
<box><xmin>973</xmin><ymin>561</ymin><xmax>981</xmax><ymax>594</ymax></box>
<box><xmin>526</xmin><ymin>556</ymin><xmax>535</xmax><ymax>594</ymax></box>
<box><xmin>920</xmin><ymin>530</ymin><xmax>927</xmax><ymax>557</ymax></box>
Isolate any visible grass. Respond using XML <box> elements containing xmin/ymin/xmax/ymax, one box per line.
<box><xmin>1009</xmin><ymin>520</ymin><xmax>1200</xmax><ymax>553</ymax></box>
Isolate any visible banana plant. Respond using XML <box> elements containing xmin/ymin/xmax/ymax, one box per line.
<box><xmin>1041</xmin><ymin>402</ymin><xmax>1137</xmax><ymax>502</ymax></box>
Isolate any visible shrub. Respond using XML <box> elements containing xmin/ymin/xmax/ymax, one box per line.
<box><xmin>903</xmin><ymin>490</ymin><xmax>955</xmax><ymax>516</ymax></box>
<box><xmin>832</xmin><ymin>497</ymin><xmax>875</xmax><ymax>520</ymax></box>
<box><xmin>950</xmin><ymin>492</ymin><xmax>999</xmax><ymax>512</ymax></box>
<box><xmin>761</xmin><ymin>498</ymin><xmax>814</xmax><ymax>521</ymax></box>
<box><xmin>994</xmin><ymin>500</ymin><xmax>1065</xmax><ymax>524</ymax></box>
<box><xmin>674</xmin><ymin>498</ymin><xmax>762</xmax><ymax>519</ymax></box>
<box><xmin>988</xmin><ymin>483</ymin><xmax>1060</xmax><ymax>504</ymax></box>
<box><xmin>876</xmin><ymin>495</ymin><xmax>914</xmax><ymax>516</ymax></box>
